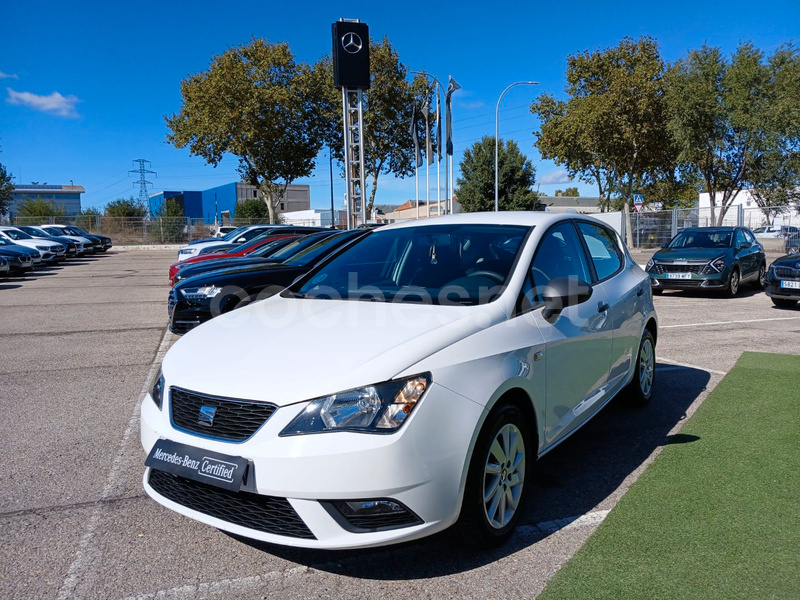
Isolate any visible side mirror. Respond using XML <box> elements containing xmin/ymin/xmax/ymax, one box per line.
<box><xmin>541</xmin><ymin>278</ymin><xmax>593</xmax><ymax>320</ymax></box>
<box><xmin>660</xmin><ymin>243</ymin><xmax>667</xmax><ymax>248</ymax></box>
<box><xmin>237</xmin><ymin>237</ymin><xmax>246</xmax><ymax>243</ymax></box>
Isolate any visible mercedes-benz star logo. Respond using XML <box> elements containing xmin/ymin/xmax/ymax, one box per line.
<box><xmin>341</xmin><ymin>32</ymin><xmax>363</xmax><ymax>54</ymax></box>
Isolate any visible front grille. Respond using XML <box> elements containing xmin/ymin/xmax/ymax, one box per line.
<box><xmin>148</xmin><ymin>469</ymin><xmax>315</xmax><ymax>539</ymax></box>
<box><xmin>170</xmin><ymin>387</ymin><xmax>277</xmax><ymax>441</ymax></box>
<box><xmin>775</xmin><ymin>267</ymin><xmax>799</xmax><ymax>280</ymax></box>
<box><xmin>650</xmin><ymin>263</ymin><xmax>707</xmax><ymax>274</ymax></box>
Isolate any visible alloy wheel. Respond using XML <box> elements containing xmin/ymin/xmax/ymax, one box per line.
<box><xmin>639</xmin><ymin>336</ymin><xmax>655</xmax><ymax>397</ymax></box>
<box><xmin>482</xmin><ymin>423</ymin><xmax>526</xmax><ymax>529</ymax></box>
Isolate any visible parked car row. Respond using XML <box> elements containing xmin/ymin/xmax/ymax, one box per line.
<box><xmin>0</xmin><ymin>224</ymin><xmax>112</xmax><ymax>277</ymax></box>
<box><xmin>645</xmin><ymin>225</ymin><xmax>800</xmax><ymax>308</ymax></box>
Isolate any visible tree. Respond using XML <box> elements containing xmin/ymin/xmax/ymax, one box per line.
<box><xmin>456</xmin><ymin>136</ymin><xmax>539</xmax><ymax>212</ymax></box>
<box><xmin>666</xmin><ymin>42</ymin><xmax>800</xmax><ymax>225</ymax></box>
<box><xmin>234</xmin><ymin>198</ymin><xmax>272</xmax><ymax>221</ymax></box>
<box><xmin>104</xmin><ymin>197</ymin><xmax>147</xmax><ymax>218</ymax></box>
<box><xmin>555</xmin><ymin>187</ymin><xmax>579</xmax><ymax>196</ymax></box>
<box><xmin>532</xmin><ymin>37</ymin><xmax>674</xmax><ymax>244</ymax></box>
<box><xmin>315</xmin><ymin>38</ymin><xmax>433</xmax><ymax>218</ymax></box>
<box><xmin>15</xmin><ymin>196</ymin><xmax>66</xmax><ymax>219</ymax></box>
<box><xmin>154</xmin><ymin>197</ymin><xmax>185</xmax><ymax>243</ymax></box>
<box><xmin>0</xmin><ymin>161</ymin><xmax>13</xmax><ymax>217</ymax></box>
<box><xmin>166</xmin><ymin>39</ymin><xmax>325</xmax><ymax>224</ymax></box>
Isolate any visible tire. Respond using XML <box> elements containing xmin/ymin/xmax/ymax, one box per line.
<box><xmin>623</xmin><ymin>329</ymin><xmax>656</xmax><ymax>406</ymax></box>
<box><xmin>457</xmin><ymin>403</ymin><xmax>531</xmax><ymax>548</ymax></box>
<box><xmin>755</xmin><ymin>263</ymin><xmax>766</xmax><ymax>290</ymax></box>
<box><xmin>726</xmin><ymin>267</ymin><xmax>740</xmax><ymax>297</ymax></box>
<box><xmin>772</xmin><ymin>298</ymin><xmax>798</xmax><ymax>308</ymax></box>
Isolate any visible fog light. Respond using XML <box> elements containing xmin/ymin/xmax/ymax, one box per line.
<box><xmin>323</xmin><ymin>498</ymin><xmax>423</xmax><ymax>532</ymax></box>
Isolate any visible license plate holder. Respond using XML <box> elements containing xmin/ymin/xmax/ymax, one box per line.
<box><xmin>146</xmin><ymin>439</ymin><xmax>249</xmax><ymax>492</ymax></box>
<box><xmin>666</xmin><ymin>272</ymin><xmax>692</xmax><ymax>280</ymax></box>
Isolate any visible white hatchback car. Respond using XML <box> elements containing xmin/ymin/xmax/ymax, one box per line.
<box><xmin>142</xmin><ymin>212</ymin><xmax>658</xmax><ymax>550</ymax></box>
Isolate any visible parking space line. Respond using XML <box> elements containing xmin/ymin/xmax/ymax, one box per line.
<box><xmin>661</xmin><ymin>316</ymin><xmax>800</xmax><ymax>329</ymax></box>
<box><xmin>57</xmin><ymin>328</ymin><xmax>173</xmax><ymax>600</ymax></box>
<box><xmin>116</xmin><ymin>510</ymin><xmax>612</xmax><ymax>600</ymax></box>
<box><xmin>657</xmin><ymin>357</ymin><xmax>728</xmax><ymax>376</ymax></box>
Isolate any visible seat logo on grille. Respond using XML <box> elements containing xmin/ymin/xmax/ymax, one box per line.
<box><xmin>198</xmin><ymin>405</ymin><xmax>217</xmax><ymax>427</ymax></box>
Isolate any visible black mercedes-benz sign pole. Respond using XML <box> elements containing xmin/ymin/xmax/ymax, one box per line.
<box><xmin>332</xmin><ymin>19</ymin><xmax>370</xmax><ymax>229</ymax></box>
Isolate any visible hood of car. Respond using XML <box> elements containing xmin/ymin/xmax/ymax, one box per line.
<box><xmin>175</xmin><ymin>258</ymin><xmax>285</xmax><ymax>286</ymax></box>
<box><xmin>652</xmin><ymin>247</ymin><xmax>731</xmax><ymax>262</ymax></box>
<box><xmin>163</xmin><ymin>296</ymin><xmax>504</xmax><ymax>406</ymax></box>
<box><xmin>0</xmin><ymin>246</ymin><xmax>36</xmax><ymax>258</ymax></box>
<box><xmin>771</xmin><ymin>254</ymin><xmax>800</xmax><ymax>267</ymax></box>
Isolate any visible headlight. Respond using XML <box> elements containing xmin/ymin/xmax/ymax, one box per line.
<box><xmin>281</xmin><ymin>374</ymin><xmax>430</xmax><ymax>435</ymax></box>
<box><xmin>180</xmin><ymin>285</ymin><xmax>222</xmax><ymax>299</ymax></box>
<box><xmin>708</xmin><ymin>255</ymin><xmax>727</xmax><ymax>273</ymax></box>
<box><xmin>645</xmin><ymin>258</ymin><xmax>654</xmax><ymax>271</ymax></box>
<box><xmin>149</xmin><ymin>368</ymin><xmax>165</xmax><ymax>409</ymax></box>
<box><xmin>179</xmin><ymin>248</ymin><xmax>198</xmax><ymax>255</ymax></box>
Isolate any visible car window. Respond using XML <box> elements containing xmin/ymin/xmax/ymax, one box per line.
<box><xmin>735</xmin><ymin>230</ymin><xmax>748</xmax><ymax>247</ymax></box>
<box><xmin>296</xmin><ymin>224</ymin><xmax>530</xmax><ymax>305</ymax></box>
<box><xmin>577</xmin><ymin>222</ymin><xmax>623</xmax><ymax>281</ymax></box>
<box><xmin>527</xmin><ymin>222</ymin><xmax>592</xmax><ymax>305</ymax></box>
<box><xmin>2</xmin><ymin>229</ymin><xmax>32</xmax><ymax>240</ymax></box>
<box><xmin>743</xmin><ymin>230</ymin><xmax>756</xmax><ymax>244</ymax></box>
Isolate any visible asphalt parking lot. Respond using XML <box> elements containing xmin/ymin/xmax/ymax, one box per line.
<box><xmin>1</xmin><ymin>248</ymin><xmax>798</xmax><ymax>599</ymax></box>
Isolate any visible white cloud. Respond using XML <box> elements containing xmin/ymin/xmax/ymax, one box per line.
<box><xmin>6</xmin><ymin>88</ymin><xmax>80</xmax><ymax>118</ymax></box>
<box><xmin>539</xmin><ymin>168</ymin><xmax>572</xmax><ymax>185</ymax></box>
<box><xmin>0</xmin><ymin>71</ymin><xmax>19</xmax><ymax>79</ymax></box>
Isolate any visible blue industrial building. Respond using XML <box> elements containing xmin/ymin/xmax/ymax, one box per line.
<box><xmin>148</xmin><ymin>182</ymin><xmax>310</xmax><ymax>224</ymax></box>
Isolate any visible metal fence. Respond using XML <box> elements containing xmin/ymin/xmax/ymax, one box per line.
<box><xmin>631</xmin><ymin>205</ymin><xmax>800</xmax><ymax>248</ymax></box>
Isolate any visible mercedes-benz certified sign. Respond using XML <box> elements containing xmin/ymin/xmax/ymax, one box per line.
<box><xmin>341</xmin><ymin>32</ymin><xmax>363</xmax><ymax>54</ymax></box>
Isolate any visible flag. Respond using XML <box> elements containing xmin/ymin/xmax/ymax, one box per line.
<box><xmin>435</xmin><ymin>87</ymin><xmax>442</xmax><ymax>163</ymax></box>
<box><xmin>409</xmin><ymin>104</ymin><xmax>421</xmax><ymax>168</ymax></box>
<box><xmin>421</xmin><ymin>98</ymin><xmax>433</xmax><ymax>165</ymax></box>
<box><xmin>445</xmin><ymin>76</ymin><xmax>461</xmax><ymax>156</ymax></box>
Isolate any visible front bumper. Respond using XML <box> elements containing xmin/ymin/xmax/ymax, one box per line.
<box><xmin>648</xmin><ymin>267</ymin><xmax>728</xmax><ymax>291</ymax></box>
<box><xmin>140</xmin><ymin>382</ymin><xmax>481</xmax><ymax>549</ymax></box>
<box><xmin>765</xmin><ymin>280</ymin><xmax>800</xmax><ymax>301</ymax></box>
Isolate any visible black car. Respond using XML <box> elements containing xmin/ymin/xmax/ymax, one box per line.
<box><xmin>173</xmin><ymin>230</ymin><xmax>341</xmax><ymax>286</ymax></box>
<box><xmin>48</xmin><ymin>225</ymin><xmax>112</xmax><ymax>252</ymax></box>
<box><xmin>765</xmin><ymin>252</ymin><xmax>800</xmax><ymax>308</ymax></box>
<box><xmin>0</xmin><ymin>239</ymin><xmax>38</xmax><ymax>273</ymax></box>
<box><xmin>0</xmin><ymin>255</ymin><xmax>9</xmax><ymax>276</ymax></box>
<box><xmin>15</xmin><ymin>225</ymin><xmax>81</xmax><ymax>258</ymax></box>
<box><xmin>169</xmin><ymin>229</ymin><xmax>368</xmax><ymax>333</ymax></box>
<box><xmin>646</xmin><ymin>226</ymin><xmax>765</xmax><ymax>296</ymax></box>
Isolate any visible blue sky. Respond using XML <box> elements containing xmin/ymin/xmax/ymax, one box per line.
<box><xmin>2</xmin><ymin>1</ymin><xmax>797</xmax><ymax>212</ymax></box>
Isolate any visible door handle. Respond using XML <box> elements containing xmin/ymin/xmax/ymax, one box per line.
<box><xmin>597</xmin><ymin>301</ymin><xmax>609</xmax><ymax>313</ymax></box>
<box><xmin>636</xmin><ymin>287</ymin><xmax>644</xmax><ymax>297</ymax></box>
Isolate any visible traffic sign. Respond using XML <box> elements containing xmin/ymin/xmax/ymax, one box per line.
<box><xmin>633</xmin><ymin>203</ymin><xmax>642</xmax><ymax>213</ymax></box>
<box><xmin>633</xmin><ymin>193</ymin><xmax>644</xmax><ymax>206</ymax></box>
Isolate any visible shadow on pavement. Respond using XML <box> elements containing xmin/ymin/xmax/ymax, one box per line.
<box><xmin>229</xmin><ymin>364</ymin><xmax>711</xmax><ymax>578</ymax></box>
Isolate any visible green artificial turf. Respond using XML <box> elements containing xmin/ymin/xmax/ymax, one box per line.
<box><xmin>539</xmin><ymin>352</ymin><xmax>800</xmax><ymax>600</ymax></box>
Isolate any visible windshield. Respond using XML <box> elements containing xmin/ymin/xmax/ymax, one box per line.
<box><xmin>42</xmin><ymin>227</ymin><xmax>64</xmax><ymax>236</ymax></box>
<box><xmin>222</xmin><ymin>226</ymin><xmax>253</xmax><ymax>241</ymax></box>
<box><xmin>18</xmin><ymin>226</ymin><xmax>46</xmax><ymax>237</ymax></box>
<box><xmin>1</xmin><ymin>229</ymin><xmax>33</xmax><ymax>240</ymax></box>
<box><xmin>0</xmin><ymin>238</ymin><xmax>16</xmax><ymax>246</ymax></box>
<box><xmin>266</xmin><ymin>232</ymin><xmax>337</xmax><ymax>263</ymax></box>
<box><xmin>246</xmin><ymin>237</ymin><xmax>296</xmax><ymax>257</ymax></box>
<box><xmin>294</xmin><ymin>224</ymin><xmax>530</xmax><ymax>305</ymax></box>
<box><xmin>669</xmin><ymin>230</ymin><xmax>733</xmax><ymax>249</ymax></box>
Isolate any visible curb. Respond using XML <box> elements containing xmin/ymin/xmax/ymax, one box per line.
<box><xmin>111</xmin><ymin>245</ymin><xmax>183</xmax><ymax>251</ymax></box>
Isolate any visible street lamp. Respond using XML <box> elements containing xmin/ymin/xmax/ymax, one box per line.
<box><xmin>495</xmin><ymin>81</ymin><xmax>538</xmax><ymax>212</ymax></box>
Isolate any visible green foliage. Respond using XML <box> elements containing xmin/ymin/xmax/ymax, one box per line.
<box><xmin>456</xmin><ymin>136</ymin><xmax>539</xmax><ymax>212</ymax></box>
<box><xmin>15</xmin><ymin>196</ymin><xmax>67</xmax><ymax>218</ymax></box>
<box><xmin>234</xmin><ymin>198</ymin><xmax>272</xmax><ymax>220</ymax></box>
<box><xmin>153</xmin><ymin>197</ymin><xmax>185</xmax><ymax>243</ymax></box>
<box><xmin>666</xmin><ymin>42</ymin><xmax>800</xmax><ymax>225</ymax></box>
<box><xmin>554</xmin><ymin>187</ymin><xmax>580</xmax><ymax>196</ymax></box>
<box><xmin>104</xmin><ymin>197</ymin><xmax>147</xmax><ymax>218</ymax></box>
<box><xmin>0</xmin><ymin>161</ymin><xmax>13</xmax><ymax>216</ymax></box>
<box><xmin>166</xmin><ymin>39</ymin><xmax>326</xmax><ymax>224</ymax></box>
<box><xmin>532</xmin><ymin>37</ymin><xmax>675</xmax><ymax>243</ymax></box>
<box><xmin>316</xmin><ymin>38</ymin><xmax>433</xmax><ymax>217</ymax></box>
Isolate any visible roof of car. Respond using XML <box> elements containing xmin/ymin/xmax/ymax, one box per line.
<box><xmin>380</xmin><ymin>211</ymin><xmax>607</xmax><ymax>230</ymax></box>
